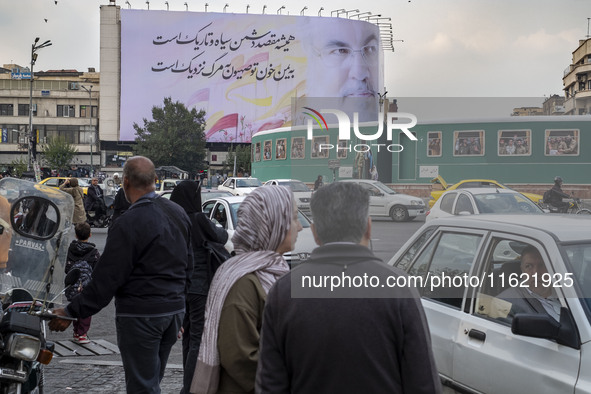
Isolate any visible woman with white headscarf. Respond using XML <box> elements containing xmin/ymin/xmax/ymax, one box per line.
<box><xmin>191</xmin><ymin>186</ymin><xmax>302</xmax><ymax>394</ymax></box>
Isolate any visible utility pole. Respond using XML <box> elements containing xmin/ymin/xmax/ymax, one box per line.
<box><xmin>81</xmin><ymin>85</ymin><xmax>94</xmax><ymax>176</ymax></box>
<box><xmin>28</xmin><ymin>37</ymin><xmax>52</xmax><ymax>171</ymax></box>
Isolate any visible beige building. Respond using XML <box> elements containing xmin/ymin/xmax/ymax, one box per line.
<box><xmin>563</xmin><ymin>38</ymin><xmax>591</xmax><ymax>115</ymax></box>
<box><xmin>0</xmin><ymin>64</ymin><xmax>101</xmax><ymax>173</ymax></box>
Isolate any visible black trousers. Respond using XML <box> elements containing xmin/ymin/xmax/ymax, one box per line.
<box><xmin>180</xmin><ymin>294</ymin><xmax>207</xmax><ymax>394</ymax></box>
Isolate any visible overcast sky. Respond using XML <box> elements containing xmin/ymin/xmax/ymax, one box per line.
<box><xmin>2</xmin><ymin>0</ymin><xmax>589</xmax><ymax>99</ymax></box>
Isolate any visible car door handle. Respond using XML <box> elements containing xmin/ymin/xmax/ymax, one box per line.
<box><xmin>467</xmin><ymin>329</ymin><xmax>486</xmax><ymax>341</ymax></box>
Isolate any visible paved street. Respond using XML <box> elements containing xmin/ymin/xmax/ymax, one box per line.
<box><xmin>44</xmin><ymin>216</ymin><xmax>425</xmax><ymax>392</ymax></box>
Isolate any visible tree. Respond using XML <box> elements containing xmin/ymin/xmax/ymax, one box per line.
<box><xmin>133</xmin><ymin>97</ymin><xmax>207</xmax><ymax>176</ymax></box>
<box><xmin>10</xmin><ymin>157</ymin><xmax>27</xmax><ymax>178</ymax></box>
<box><xmin>222</xmin><ymin>144</ymin><xmax>252</xmax><ymax>176</ymax></box>
<box><xmin>41</xmin><ymin>136</ymin><xmax>77</xmax><ymax>173</ymax></box>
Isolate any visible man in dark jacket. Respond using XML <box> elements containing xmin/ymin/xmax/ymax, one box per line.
<box><xmin>50</xmin><ymin>156</ymin><xmax>193</xmax><ymax>394</ymax></box>
<box><xmin>169</xmin><ymin>180</ymin><xmax>229</xmax><ymax>394</ymax></box>
<box><xmin>85</xmin><ymin>177</ymin><xmax>105</xmax><ymax>218</ymax></box>
<box><xmin>547</xmin><ymin>176</ymin><xmax>570</xmax><ymax>213</ymax></box>
<box><xmin>256</xmin><ymin>182</ymin><xmax>442</xmax><ymax>394</ymax></box>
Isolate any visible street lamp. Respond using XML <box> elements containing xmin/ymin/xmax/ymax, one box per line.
<box><xmin>318</xmin><ymin>7</ymin><xmax>324</xmax><ymax>16</ymax></box>
<box><xmin>223</xmin><ymin>3</ymin><xmax>229</xmax><ymax>12</ymax></box>
<box><xmin>246</xmin><ymin>4</ymin><xmax>250</xmax><ymax>13</ymax></box>
<box><xmin>277</xmin><ymin>5</ymin><xmax>285</xmax><ymax>14</ymax></box>
<box><xmin>262</xmin><ymin>5</ymin><xmax>267</xmax><ymax>14</ymax></box>
<box><xmin>28</xmin><ymin>37</ymin><xmax>52</xmax><ymax>171</ymax></box>
<box><xmin>184</xmin><ymin>2</ymin><xmax>188</xmax><ymax>10</ymax></box>
<box><xmin>350</xmin><ymin>11</ymin><xmax>371</xmax><ymax>19</ymax></box>
<box><xmin>343</xmin><ymin>9</ymin><xmax>359</xmax><ymax>17</ymax></box>
<box><xmin>81</xmin><ymin>85</ymin><xmax>95</xmax><ymax>176</ymax></box>
<box><xmin>125</xmin><ymin>1</ymin><xmax>131</xmax><ymax>8</ymax></box>
<box><xmin>300</xmin><ymin>6</ymin><xmax>307</xmax><ymax>15</ymax></box>
<box><xmin>164</xmin><ymin>1</ymin><xmax>168</xmax><ymax>10</ymax></box>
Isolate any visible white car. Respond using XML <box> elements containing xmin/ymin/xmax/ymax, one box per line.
<box><xmin>202</xmin><ymin>196</ymin><xmax>316</xmax><ymax>267</ymax></box>
<box><xmin>338</xmin><ymin>179</ymin><xmax>425</xmax><ymax>222</ymax></box>
<box><xmin>263</xmin><ymin>179</ymin><xmax>312</xmax><ymax>217</ymax></box>
<box><xmin>388</xmin><ymin>214</ymin><xmax>591</xmax><ymax>393</ymax></box>
<box><xmin>427</xmin><ymin>187</ymin><xmax>544</xmax><ymax>221</ymax></box>
<box><xmin>217</xmin><ymin>177</ymin><xmax>262</xmax><ymax>196</ymax></box>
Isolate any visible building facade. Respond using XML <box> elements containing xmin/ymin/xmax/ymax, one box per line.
<box><xmin>563</xmin><ymin>38</ymin><xmax>591</xmax><ymax>115</ymax></box>
<box><xmin>0</xmin><ymin>65</ymin><xmax>100</xmax><ymax>174</ymax></box>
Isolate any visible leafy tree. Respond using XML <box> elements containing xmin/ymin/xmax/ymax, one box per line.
<box><xmin>41</xmin><ymin>136</ymin><xmax>77</xmax><ymax>173</ymax></box>
<box><xmin>222</xmin><ymin>144</ymin><xmax>252</xmax><ymax>176</ymax></box>
<box><xmin>133</xmin><ymin>97</ymin><xmax>207</xmax><ymax>176</ymax></box>
<box><xmin>10</xmin><ymin>157</ymin><xmax>27</xmax><ymax>178</ymax></box>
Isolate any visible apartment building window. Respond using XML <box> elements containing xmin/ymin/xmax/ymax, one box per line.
<box><xmin>588</xmin><ymin>80</ymin><xmax>591</xmax><ymax>90</ymax></box>
<box><xmin>0</xmin><ymin>104</ymin><xmax>14</xmax><ymax>116</ymax></box>
<box><xmin>57</xmin><ymin>105</ymin><xmax>75</xmax><ymax>117</ymax></box>
<box><xmin>80</xmin><ymin>105</ymin><xmax>98</xmax><ymax>118</ymax></box>
<box><xmin>18</xmin><ymin>104</ymin><xmax>29</xmax><ymax>116</ymax></box>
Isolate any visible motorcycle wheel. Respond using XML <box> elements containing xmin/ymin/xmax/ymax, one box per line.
<box><xmin>576</xmin><ymin>209</ymin><xmax>591</xmax><ymax>215</ymax></box>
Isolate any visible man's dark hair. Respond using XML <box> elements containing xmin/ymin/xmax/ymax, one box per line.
<box><xmin>123</xmin><ymin>156</ymin><xmax>156</xmax><ymax>189</ymax></box>
<box><xmin>75</xmin><ymin>222</ymin><xmax>91</xmax><ymax>240</ymax></box>
<box><xmin>310</xmin><ymin>182</ymin><xmax>369</xmax><ymax>244</ymax></box>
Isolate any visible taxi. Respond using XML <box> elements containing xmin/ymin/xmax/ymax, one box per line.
<box><xmin>429</xmin><ymin>175</ymin><xmax>543</xmax><ymax>208</ymax></box>
<box><xmin>38</xmin><ymin>177</ymin><xmax>89</xmax><ymax>195</ymax></box>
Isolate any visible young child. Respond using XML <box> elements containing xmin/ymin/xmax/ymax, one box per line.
<box><xmin>65</xmin><ymin>222</ymin><xmax>100</xmax><ymax>344</ymax></box>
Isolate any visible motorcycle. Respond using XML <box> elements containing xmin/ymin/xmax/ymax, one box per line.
<box><xmin>0</xmin><ymin>178</ymin><xmax>77</xmax><ymax>393</ymax></box>
<box><xmin>540</xmin><ymin>194</ymin><xmax>591</xmax><ymax>215</ymax></box>
<box><xmin>85</xmin><ymin>193</ymin><xmax>115</xmax><ymax>228</ymax></box>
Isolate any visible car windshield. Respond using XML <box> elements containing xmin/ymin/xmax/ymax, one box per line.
<box><xmin>201</xmin><ymin>191</ymin><xmax>232</xmax><ymax>201</ymax></box>
<box><xmin>562</xmin><ymin>243</ymin><xmax>591</xmax><ymax>314</ymax></box>
<box><xmin>473</xmin><ymin>193</ymin><xmax>542</xmax><ymax>214</ymax></box>
<box><xmin>373</xmin><ymin>181</ymin><xmax>396</xmax><ymax>195</ymax></box>
<box><xmin>236</xmin><ymin>179</ymin><xmax>262</xmax><ymax>188</ymax></box>
<box><xmin>279</xmin><ymin>181</ymin><xmax>310</xmax><ymax>192</ymax></box>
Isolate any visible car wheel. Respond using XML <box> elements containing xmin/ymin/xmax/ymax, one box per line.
<box><xmin>390</xmin><ymin>205</ymin><xmax>409</xmax><ymax>222</ymax></box>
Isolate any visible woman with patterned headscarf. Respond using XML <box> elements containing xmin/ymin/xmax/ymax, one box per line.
<box><xmin>191</xmin><ymin>186</ymin><xmax>302</xmax><ymax>394</ymax></box>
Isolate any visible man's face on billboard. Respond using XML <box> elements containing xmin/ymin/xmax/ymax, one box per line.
<box><xmin>306</xmin><ymin>20</ymin><xmax>379</xmax><ymax>98</ymax></box>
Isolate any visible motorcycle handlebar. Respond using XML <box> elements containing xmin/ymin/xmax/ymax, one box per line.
<box><xmin>36</xmin><ymin>311</ymin><xmax>77</xmax><ymax>321</ymax></box>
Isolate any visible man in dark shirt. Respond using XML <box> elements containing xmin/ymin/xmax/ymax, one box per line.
<box><xmin>256</xmin><ymin>182</ymin><xmax>441</xmax><ymax>394</ymax></box>
<box><xmin>548</xmin><ymin>176</ymin><xmax>570</xmax><ymax>213</ymax></box>
<box><xmin>50</xmin><ymin>156</ymin><xmax>193</xmax><ymax>393</ymax></box>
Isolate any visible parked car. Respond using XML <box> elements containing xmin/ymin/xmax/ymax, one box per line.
<box><xmin>161</xmin><ymin>188</ymin><xmax>233</xmax><ymax>202</ymax></box>
<box><xmin>217</xmin><ymin>177</ymin><xmax>262</xmax><ymax>196</ymax></box>
<box><xmin>155</xmin><ymin>178</ymin><xmax>182</xmax><ymax>195</ymax></box>
<box><xmin>263</xmin><ymin>179</ymin><xmax>312</xmax><ymax>217</ymax></box>
<box><xmin>38</xmin><ymin>177</ymin><xmax>89</xmax><ymax>195</ymax></box>
<box><xmin>429</xmin><ymin>175</ymin><xmax>544</xmax><ymax>208</ymax></box>
<box><xmin>427</xmin><ymin>187</ymin><xmax>544</xmax><ymax>221</ymax></box>
<box><xmin>388</xmin><ymin>214</ymin><xmax>591</xmax><ymax>393</ymax></box>
<box><xmin>338</xmin><ymin>179</ymin><xmax>425</xmax><ymax>222</ymax></box>
<box><xmin>202</xmin><ymin>196</ymin><xmax>316</xmax><ymax>267</ymax></box>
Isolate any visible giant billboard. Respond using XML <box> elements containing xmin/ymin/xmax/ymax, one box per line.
<box><xmin>120</xmin><ymin>10</ymin><xmax>383</xmax><ymax>142</ymax></box>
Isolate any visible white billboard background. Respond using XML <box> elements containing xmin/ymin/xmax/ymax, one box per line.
<box><xmin>120</xmin><ymin>10</ymin><xmax>382</xmax><ymax>142</ymax></box>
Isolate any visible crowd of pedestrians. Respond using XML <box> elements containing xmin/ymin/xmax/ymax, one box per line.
<box><xmin>49</xmin><ymin>155</ymin><xmax>441</xmax><ymax>394</ymax></box>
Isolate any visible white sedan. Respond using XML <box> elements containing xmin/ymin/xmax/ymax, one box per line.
<box><xmin>217</xmin><ymin>177</ymin><xmax>262</xmax><ymax>196</ymax></box>
<box><xmin>388</xmin><ymin>214</ymin><xmax>591</xmax><ymax>393</ymax></box>
<box><xmin>263</xmin><ymin>179</ymin><xmax>312</xmax><ymax>217</ymax></box>
<box><xmin>427</xmin><ymin>187</ymin><xmax>544</xmax><ymax>221</ymax></box>
<box><xmin>202</xmin><ymin>196</ymin><xmax>316</xmax><ymax>267</ymax></box>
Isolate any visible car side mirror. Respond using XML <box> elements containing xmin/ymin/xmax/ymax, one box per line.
<box><xmin>512</xmin><ymin>307</ymin><xmax>580</xmax><ymax>349</ymax></box>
